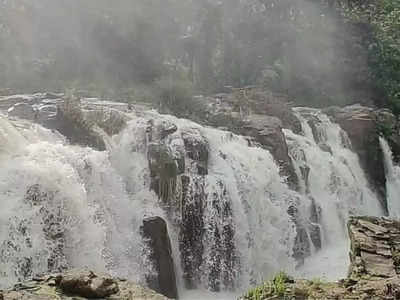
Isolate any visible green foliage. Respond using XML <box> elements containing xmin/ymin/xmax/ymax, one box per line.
<box><xmin>377</xmin><ymin>119</ymin><xmax>394</xmax><ymax>140</ymax></box>
<box><xmin>243</xmin><ymin>272</ymin><xmax>290</xmax><ymax>300</ymax></box>
<box><xmin>343</xmin><ymin>0</ymin><xmax>400</xmax><ymax>113</ymax></box>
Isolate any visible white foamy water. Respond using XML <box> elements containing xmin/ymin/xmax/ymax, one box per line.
<box><xmin>0</xmin><ymin>104</ymin><xmax>388</xmax><ymax>298</ymax></box>
<box><xmin>380</xmin><ymin>137</ymin><xmax>400</xmax><ymax>218</ymax></box>
<box><xmin>285</xmin><ymin>108</ymin><xmax>384</xmax><ymax>280</ymax></box>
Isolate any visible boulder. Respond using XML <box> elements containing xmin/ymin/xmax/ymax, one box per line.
<box><xmin>141</xmin><ymin>217</ymin><xmax>178</xmax><ymax>300</ymax></box>
<box><xmin>59</xmin><ymin>270</ymin><xmax>119</xmax><ymax>298</ymax></box>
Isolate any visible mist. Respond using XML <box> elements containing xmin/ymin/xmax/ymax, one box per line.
<box><xmin>0</xmin><ymin>0</ymin><xmax>377</xmax><ymax>107</ymax></box>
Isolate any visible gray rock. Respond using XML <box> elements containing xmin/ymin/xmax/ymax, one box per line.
<box><xmin>141</xmin><ymin>217</ymin><xmax>178</xmax><ymax>299</ymax></box>
<box><xmin>240</xmin><ymin>114</ymin><xmax>298</xmax><ymax>189</ymax></box>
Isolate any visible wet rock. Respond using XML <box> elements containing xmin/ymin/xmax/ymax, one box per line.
<box><xmin>308</xmin><ymin>198</ymin><xmax>322</xmax><ymax>250</ymax></box>
<box><xmin>240</xmin><ymin>115</ymin><xmax>298</xmax><ymax>189</ymax></box>
<box><xmin>288</xmin><ymin>204</ymin><xmax>311</xmax><ymax>266</ymax></box>
<box><xmin>179</xmin><ymin>175</ymin><xmax>205</xmax><ymax>289</ymax></box>
<box><xmin>181</xmin><ymin>129</ymin><xmax>209</xmax><ymax>176</ymax></box>
<box><xmin>160</xmin><ymin>121</ymin><xmax>178</xmax><ymax>139</ymax></box>
<box><xmin>141</xmin><ymin>217</ymin><xmax>178</xmax><ymax>300</ymax></box>
<box><xmin>7</xmin><ymin>103</ymin><xmax>37</xmax><ymax>121</ymax></box>
<box><xmin>54</xmin><ymin>97</ymin><xmax>106</xmax><ymax>150</ymax></box>
<box><xmin>188</xmin><ymin>90</ymin><xmax>300</xmax><ymax>189</ymax></box>
<box><xmin>148</xmin><ymin>143</ymin><xmax>181</xmax><ymax>204</ymax></box>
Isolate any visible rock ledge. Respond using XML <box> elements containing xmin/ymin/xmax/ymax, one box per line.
<box><xmin>0</xmin><ymin>270</ymin><xmax>170</xmax><ymax>300</ymax></box>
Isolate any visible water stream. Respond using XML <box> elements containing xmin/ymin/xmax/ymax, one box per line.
<box><xmin>0</xmin><ymin>103</ymin><xmax>390</xmax><ymax>298</ymax></box>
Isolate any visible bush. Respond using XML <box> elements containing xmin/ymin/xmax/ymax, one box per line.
<box><xmin>343</xmin><ymin>0</ymin><xmax>400</xmax><ymax>113</ymax></box>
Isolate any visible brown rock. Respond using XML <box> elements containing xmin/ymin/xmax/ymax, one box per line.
<box><xmin>59</xmin><ymin>270</ymin><xmax>119</xmax><ymax>298</ymax></box>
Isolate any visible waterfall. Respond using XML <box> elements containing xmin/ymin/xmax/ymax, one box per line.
<box><xmin>0</xmin><ymin>102</ymin><xmax>387</xmax><ymax>298</ymax></box>
<box><xmin>0</xmin><ymin>115</ymin><xmax>157</xmax><ymax>288</ymax></box>
<box><xmin>284</xmin><ymin>108</ymin><xmax>384</xmax><ymax>279</ymax></box>
<box><xmin>380</xmin><ymin>137</ymin><xmax>400</xmax><ymax>217</ymax></box>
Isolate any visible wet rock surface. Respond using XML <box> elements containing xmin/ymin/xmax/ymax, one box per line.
<box><xmin>0</xmin><ymin>270</ymin><xmax>169</xmax><ymax>299</ymax></box>
<box><xmin>191</xmin><ymin>93</ymin><xmax>300</xmax><ymax>188</ymax></box>
<box><xmin>324</xmin><ymin>105</ymin><xmax>389</xmax><ymax>211</ymax></box>
<box><xmin>0</xmin><ymin>93</ymin><xmax>130</xmax><ymax>151</ymax></box>
<box><xmin>141</xmin><ymin>217</ymin><xmax>178</xmax><ymax>299</ymax></box>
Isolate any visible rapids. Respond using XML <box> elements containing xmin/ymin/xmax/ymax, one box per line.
<box><xmin>0</xmin><ymin>100</ymin><xmax>391</xmax><ymax>298</ymax></box>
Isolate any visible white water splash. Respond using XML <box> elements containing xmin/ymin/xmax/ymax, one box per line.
<box><xmin>380</xmin><ymin>137</ymin><xmax>400</xmax><ymax>218</ymax></box>
<box><xmin>285</xmin><ymin>108</ymin><xmax>384</xmax><ymax>280</ymax></box>
<box><xmin>0</xmin><ymin>116</ymin><xmax>156</xmax><ymax>288</ymax></box>
<box><xmin>0</xmin><ymin>104</ymin><xmax>387</xmax><ymax>298</ymax></box>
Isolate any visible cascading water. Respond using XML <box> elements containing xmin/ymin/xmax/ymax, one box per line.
<box><xmin>109</xmin><ymin>113</ymin><xmax>299</xmax><ymax>295</ymax></box>
<box><xmin>0</xmin><ymin>114</ymin><xmax>158</xmax><ymax>288</ymax></box>
<box><xmin>380</xmin><ymin>137</ymin><xmax>400</xmax><ymax>218</ymax></box>
<box><xmin>284</xmin><ymin>108</ymin><xmax>384</xmax><ymax>279</ymax></box>
<box><xmin>0</xmin><ymin>97</ymin><xmax>388</xmax><ymax>299</ymax></box>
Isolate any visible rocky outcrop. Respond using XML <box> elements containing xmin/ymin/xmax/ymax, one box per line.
<box><xmin>242</xmin><ymin>216</ymin><xmax>400</xmax><ymax>300</ymax></box>
<box><xmin>348</xmin><ymin>216</ymin><xmax>400</xmax><ymax>279</ymax></box>
<box><xmin>0</xmin><ymin>270</ymin><xmax>169</xmax><ymax>300</ymax></box>
<box><xmin>239</xmin><ymin>114</ymin><xmax>298</xmax><ymax>189</ymax></box>
<box><xmin>0</xmin><ymin>93</ymin><xmax>129</xmax><ymax>151</ymax></box>
<box><xmin>141</xmin><ymin>217</ymin><xmax>178</xmax><ymax>299</ymax></box>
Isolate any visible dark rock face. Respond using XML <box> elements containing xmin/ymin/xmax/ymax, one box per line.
<box><xmin>141</xmin><ymin>217</ymin><xmax>178</xmax><ymax>300</ymax></box>
<box><xmin>145</xmin><ymin>120</ymin><xmax>238</xmax><ymax>291</ymax></box>
<box><xmin>187</xmin><ymin>91</ymin><xmax>300</xmax><ymax>189</ymax></box>
<box><xmin>1</xmin><ymin>270</ymin><xmax>168</xmax><ymax>299</ymax></box>
<box><xmin>55</xmin><ymin>97</ymin><xmax>107</xmax><ymax>151</ymax></box>
<box><xmin>181</xmin><ymin>131</ymin><xmax>209</xmax><ymax>176</ymax></box>
<box><xmin>179</xmin><ymin>175</ymin><xmax>205</xmax><ymax>289</ymax></box>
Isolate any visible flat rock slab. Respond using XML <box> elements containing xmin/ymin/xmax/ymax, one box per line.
<box><xmin>1</xmin><ymin>270</ymin><xmax>170</xmax><ymax>300</ymax></box>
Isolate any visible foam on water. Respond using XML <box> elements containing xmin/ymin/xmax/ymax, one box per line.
<box><xmin>380</xmin><ymin>137</ymin><xmax>400</xmax><ymax>218</ymax></box>
<box><xmin>0</xmin><ymin>106</ymin><xmax>388</xmax><ymax>297</ymax></box>
<box><xmin>285</xmin><ymin>108</ymin><xmax>384</xmax><ymax>279</ymax></box>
